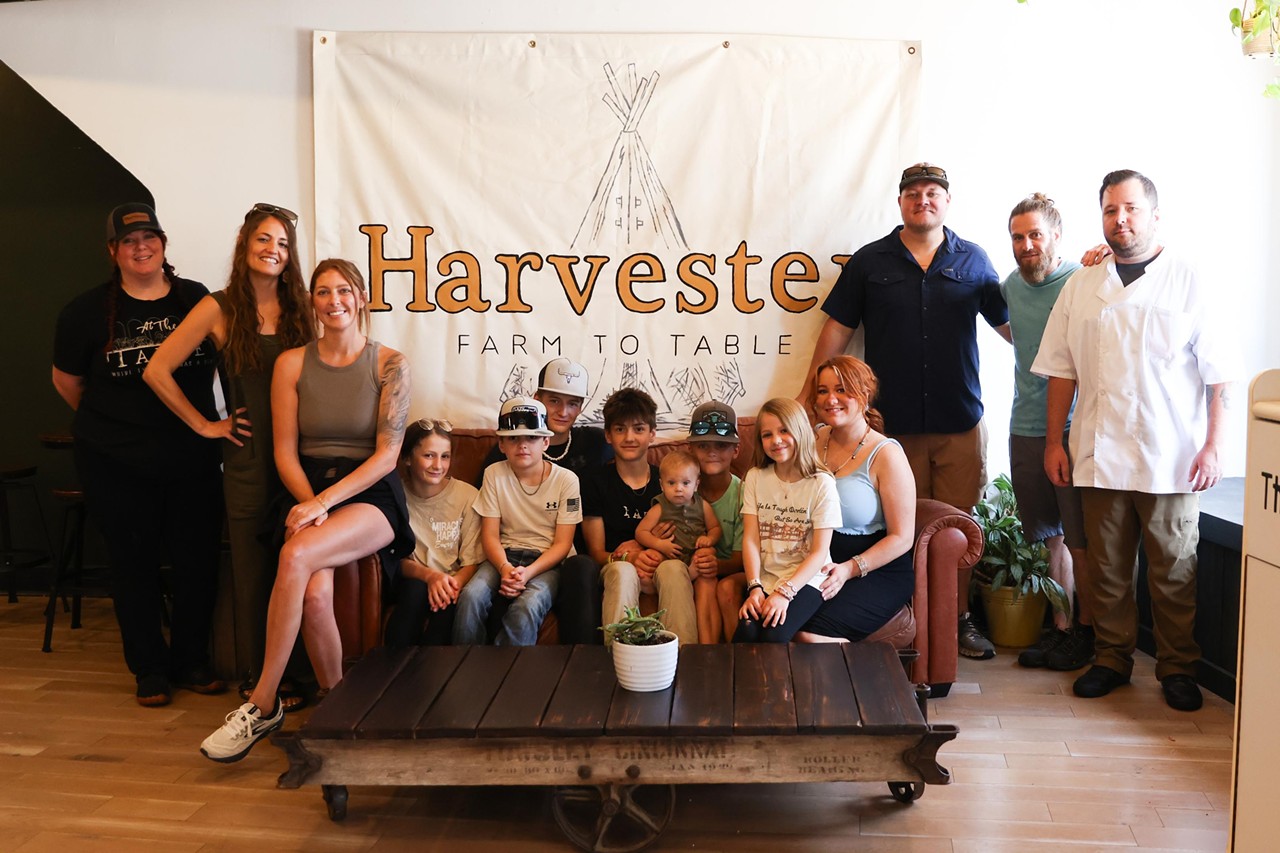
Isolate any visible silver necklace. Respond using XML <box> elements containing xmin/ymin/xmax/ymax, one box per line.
<box><xmin>627</xmin><ymin>469</ymin><xmax>652</xmax><ymax>496</ymax></box>
<box><xmin>544</xmin><ymin>430</ymin><xmax>573</xmax><ymax>462</ymax></box>
<box><xmin>824</xmin><ymin>423</ymin><xmax>871</xmax><ymax>475</ymax></box>
<box><xmin>517</xmin><ymin>461</ymin><xmax>548</xmax><ymax>496</ymax></box>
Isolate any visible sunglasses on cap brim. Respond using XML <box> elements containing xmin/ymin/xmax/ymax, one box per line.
<box><xmin>690</xmin><ymin>413</ymin><xmax>736</xmax><ymax>437</ymax></box>
<box><xmin>900</xmin><ymin>165</ymin><xmax>948</xmax><ymax>184</ymax></box>
<box><xmin>499</xmin><ymin>410</ymin><xmax>547</xmax><ymax>432</ymax></box>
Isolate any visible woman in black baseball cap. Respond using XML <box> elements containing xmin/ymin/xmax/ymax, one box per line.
<box><xmin>52</xmin><ymin>203</ymin><xmax>224</xmax><ymax>707</ymax></box>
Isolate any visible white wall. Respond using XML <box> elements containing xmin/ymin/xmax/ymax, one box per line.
<box><xmin>3</xmin><ymin>0</ymin><xmax>1275</xmax><ymax>476</ymax></box>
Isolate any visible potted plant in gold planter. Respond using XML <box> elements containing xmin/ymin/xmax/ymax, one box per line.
<box><xmin>604</xmin><ymin>606</ymin><xmax>678</xmax><ymax>692</ymax></box>
<box><xmin>973</xmin><ymin>475</ymin><xmax>1071</xmax><ymax>648</ymax></box>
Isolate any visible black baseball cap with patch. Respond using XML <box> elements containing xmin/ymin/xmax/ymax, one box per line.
<box><xmin>107</xmin><ymin>203</ymin><xmax>164</xmax><ymax>241</ymax></box>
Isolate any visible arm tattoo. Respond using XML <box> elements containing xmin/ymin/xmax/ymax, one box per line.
<box><xmin>1206</xmin><ymin>384</ymin><xmax>1233</xmax><ymax>409</ymax></box>
<box><xmin>377</xmin><ymin>352</ymin><xmax>411</xmax><ymax>446</ymax></box>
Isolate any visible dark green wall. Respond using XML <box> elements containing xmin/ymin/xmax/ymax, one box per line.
<box><xmin>1</xmin><ymin>57</ymin><xmax>150</xmax><ymax>586</ymax></box>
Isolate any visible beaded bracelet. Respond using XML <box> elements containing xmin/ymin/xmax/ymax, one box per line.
<box><xmin>853</xmin><ymin>554</ymin><xmax>869</xmax><ymax>578</ymax></box>
<box><xmin>775</xmin><ymin>580</ymin><xmax>798</xmax><ymax>601</ymax></box>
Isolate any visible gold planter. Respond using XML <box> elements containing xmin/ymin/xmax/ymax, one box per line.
<box><xmin>979</xmin><ymin>585</ymin><xmax>1047</xmax><ymax>648</ymax></box>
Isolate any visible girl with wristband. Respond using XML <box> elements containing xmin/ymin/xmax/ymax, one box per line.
<box><xmin>732</xmin><ymin>398</ymin><xmax>841</xmax><ymax>643</ymax></box>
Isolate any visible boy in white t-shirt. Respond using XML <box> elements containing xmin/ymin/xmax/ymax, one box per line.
<box><xmin>454</xmin><ymin>397</ymin><xmax>583</xmax><ymax>646</ymax></box>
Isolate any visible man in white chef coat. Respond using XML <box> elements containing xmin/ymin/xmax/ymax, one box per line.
<box><xmin>1032</xmin><ymin>169</ymin><xmax>1238</xmax><ymax>712</ymax></box>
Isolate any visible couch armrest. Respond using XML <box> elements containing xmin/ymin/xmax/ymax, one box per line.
<box><xmin>910</xmin><ymin>498</ymin><xmax>984</xmax><ymax>687</ymax></box>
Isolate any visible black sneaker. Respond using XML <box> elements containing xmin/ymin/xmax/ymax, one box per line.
<box><xmin>1018</xmin><ymin>629</ymin><xmax>1069</xmax><ymax>668</ymax></box>
<box><xmin>1046</xmin><ymin>624</ymin><xmax>1096</xmax><ymax>671</ymax></box>
<box><xmin>136</xmin><ymin>673</ymin><xmax>172</xmax><ymax>707</ymax></box>
<box><xmin>1072</xmin><ymin>664</ymin><xmax>1130</xmax><ymax>698</ymax></box>
<box><xmin>1161</xmin><ymin>674</ymin><xmax>1203</xmax><ymax>712</ymax></box>
<box><xmin>175</xmin><ymin>665</ymin><xmax>227</xmax><ymax>695</ymax></box>
<box><xmin>958</xmin><ymin>613</ymin><xmax>995</xmax><ymax>660</ymax></box>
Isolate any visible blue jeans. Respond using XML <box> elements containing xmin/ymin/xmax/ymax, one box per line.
<box><xmin>453</xmin><ymin>554</ymin><xmax>560</xmax><ymax>646</ymax></box>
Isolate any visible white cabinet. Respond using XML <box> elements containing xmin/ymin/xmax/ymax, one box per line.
<box><xmin>1231</xmin><ymin>369</ymin><xmax>1280</xmax><ymax>850</ymax></box>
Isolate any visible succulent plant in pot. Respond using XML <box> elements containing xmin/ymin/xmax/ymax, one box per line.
<box><xmin>604</xmin><ymin>606</ymin><xmax>678</xmax><ymax>692</ymax></box>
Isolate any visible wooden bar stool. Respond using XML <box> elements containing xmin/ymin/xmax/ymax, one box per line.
<box><xmin>1</xmin><ymin>462</ymin><xmax>53</xmax><ymax>603</ymax></box>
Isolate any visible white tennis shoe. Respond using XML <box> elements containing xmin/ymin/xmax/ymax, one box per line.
<box><xmin>200</xmin><ymin>699</ymin><xmax>284</xmax><ymax>763</ymax></box>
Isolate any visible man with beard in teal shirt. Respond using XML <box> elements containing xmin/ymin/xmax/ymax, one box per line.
<box><xmin>1001</xmin><ymin>193</ymin><xmax>1092</xmax><ymax>672</ymax></box>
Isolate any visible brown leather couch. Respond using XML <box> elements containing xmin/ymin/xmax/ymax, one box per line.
<box><xmin>331</xmin><ymin>419</ymin><xmax>983</xmax><ymax>695</ymax></box>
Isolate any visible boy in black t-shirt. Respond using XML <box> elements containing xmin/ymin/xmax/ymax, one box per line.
<box><xmin>581</xmin><ymin>389</ymin><xmax>697</xmax><ymax>644</ymax></box>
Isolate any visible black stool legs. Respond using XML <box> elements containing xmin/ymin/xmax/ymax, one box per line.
<box><xmin>43</xmin><ymin>487</ymin><xmax>88</xmax><ymax>653</ymax></box>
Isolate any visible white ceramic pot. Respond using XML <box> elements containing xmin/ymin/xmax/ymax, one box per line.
<box><xmin>611</xmin><ymin>630</ymin><xmax>679</xmax><ymax>692</ymax></box>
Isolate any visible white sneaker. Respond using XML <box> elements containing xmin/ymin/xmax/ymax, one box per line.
<box><xmin>200</xmin><ymin>700</ymin><xmax>284</xmax><ymax>763</ymax></box>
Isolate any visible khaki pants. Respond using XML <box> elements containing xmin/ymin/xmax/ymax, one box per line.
<box><xmin>1080</xmin><ymin>488</ymin><xmax>1200</xmax><ymax>680</ymax></box>
<box><xmin>601</xmin><ymin>559</ymin><xmax>697</xmax><ymax>645</ymax></box>
<box><xmin>893</xmin><ymin>419</ymin><xmax>988</xmax><ymax>512</ymax></box>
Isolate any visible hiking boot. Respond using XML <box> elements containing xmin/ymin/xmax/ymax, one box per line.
<box><xmin>958</xmin><ymin>613</ymin><xmax>995</xmax><ymax>660</ymax></box>
<box><xmin>1018</xmin><ymin>629</ymin><xmax>1069</xmax><ymax>668</ymax></box>
<box><xmin>200</xmin><ymin>700</ymin><xmax>285</xmax><ymax>763</ymax></box>
<box><xmin>1046</xmin><ymin>624</ymin><xmax>1096</xmax><ymax>671</ymax></box>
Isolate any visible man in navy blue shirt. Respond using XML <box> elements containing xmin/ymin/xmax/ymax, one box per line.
<box><xmin>803</xmin><ymin>162</ymin><xmax>1011</xmax><ymax>659</ymax></box>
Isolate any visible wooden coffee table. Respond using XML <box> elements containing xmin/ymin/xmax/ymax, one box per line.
<box><xmin>275</xmin><ymin>641</ymin><xmax>957</xmax><ymax>852</ymax></box>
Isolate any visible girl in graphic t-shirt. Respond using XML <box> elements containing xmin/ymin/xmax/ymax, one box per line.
<box><xmin>384</xmin><ymin>418</ymin><xmax>483</xmax><ymax>646</ymax></box>
<box><xmin>733</xmin><ymin>398</ymin><xmax>842</xmax><ymax>643</ymax></box>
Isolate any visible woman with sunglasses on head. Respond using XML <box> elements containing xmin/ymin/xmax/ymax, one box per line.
<box><xmin>384</xmin><ymin>418</ymin><xmax>483</xmax><ymax>646</ymax></box>
<box><xmin>201</xmin><ymin>258</ymin><xmax>413</xmax><ymax>763</ymax></box>
<box><xmin>52</xmin><ymin>203</ymin><xmax>224</xmax><ymax>707</ymax></box>
<box><xmin>146</xmin><ymin>203</ymin><xmax>314</xmax><ymax>707</ymax></box>
<box><xmin>794</xmin><ymin>355</ymin><xmax>916</xmax><ymax>644</ymax></box>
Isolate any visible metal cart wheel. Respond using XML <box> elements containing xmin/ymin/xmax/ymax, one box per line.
<box><xmin>322</xmin><ymin>784</ymin><xmax>348</xmax><ymax>821</ymax></box>
<box><xmin>551</xmin><ymin>783</ymin><xmax>676</xmax><ymax>853</ymax></box>
<box><xmin>887</xmin><ymin>781</ymin><xmax>925</xmax><ymax>803</ymax></box>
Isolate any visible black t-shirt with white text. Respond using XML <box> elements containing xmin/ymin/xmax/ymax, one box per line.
<box><xmin>53</xmin><ymin>276</ymin><xmax>219</xmax><ymax>471</ymax></box>
<box><xmin>580</xmin><ymin>461</ymin><xmax>662</xmax><ymax>554</ymax></box>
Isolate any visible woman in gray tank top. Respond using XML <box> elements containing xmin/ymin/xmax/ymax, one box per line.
<box><xmin>201</xmin><ymin>258</ymin><xmax>413</xmax><ymax>764</ymax></box>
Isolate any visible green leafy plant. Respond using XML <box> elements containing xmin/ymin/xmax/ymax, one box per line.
<box><xmin>972</xmin><ymin>474</ymin><xmax>1071</xmax><ymax>617</ymax></box>
<box><xmin>602</xmin><ymin>606</ymin><xmax>673</xmax><ymax>645</ymax></box>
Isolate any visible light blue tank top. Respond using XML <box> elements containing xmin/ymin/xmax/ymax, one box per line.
<box><xmin>833</xmin><ymin>438</ymin><xmax>899</xmax><ymax>535</ymax></box>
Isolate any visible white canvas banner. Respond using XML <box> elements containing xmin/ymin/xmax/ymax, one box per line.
<box><xmin>313</xmin><ymin>31</ymin><xmax>920</xmax><ymax>433</ymax></box>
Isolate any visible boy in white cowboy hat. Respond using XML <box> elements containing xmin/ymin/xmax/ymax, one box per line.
<box><xmin>455</xmin><ymin>397</ymin><xmax>583</xmax><ymax>646</ymax></box>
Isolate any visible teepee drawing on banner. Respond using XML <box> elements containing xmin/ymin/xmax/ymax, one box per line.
<box><xmin>572</xmin><ymin>62</ymin><xmax>687</xmax><ymax>251</ymax></box>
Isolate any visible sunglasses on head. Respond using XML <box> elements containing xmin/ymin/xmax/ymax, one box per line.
<box><xmin>247</xmin><ymin>202</ymin><xmax>299</xmax><ymax>226</ymax></box>
<box><xmin>900</xmin><ymin>164</ymin><xmax>948</xmax><ymax>184</ymax></box>
<box><xmin>415</xmin><ymin>418</ymin><xmax>453</xmax><ymax>433</ymax></box>
<box><xmin>690</xmin><ymin>411</ymin><xmax>736</xmax><ymax>437</ymax></box>
<box><xmin>499</xmin><ymin>409</ymin><xmax>547</xmax><ymax>433</ymax></box>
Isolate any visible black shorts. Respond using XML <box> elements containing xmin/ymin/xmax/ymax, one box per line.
<box><xmin>278</xmin><ymin>456</ymin><xmax>415</xmax><ymax>582</ymax></box>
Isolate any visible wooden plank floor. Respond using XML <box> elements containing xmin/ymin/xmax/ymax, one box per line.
<box><xmin>0</xmin><ymin>597</ymin><xmax>1234</xmax><ymax>851</ymax></box>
